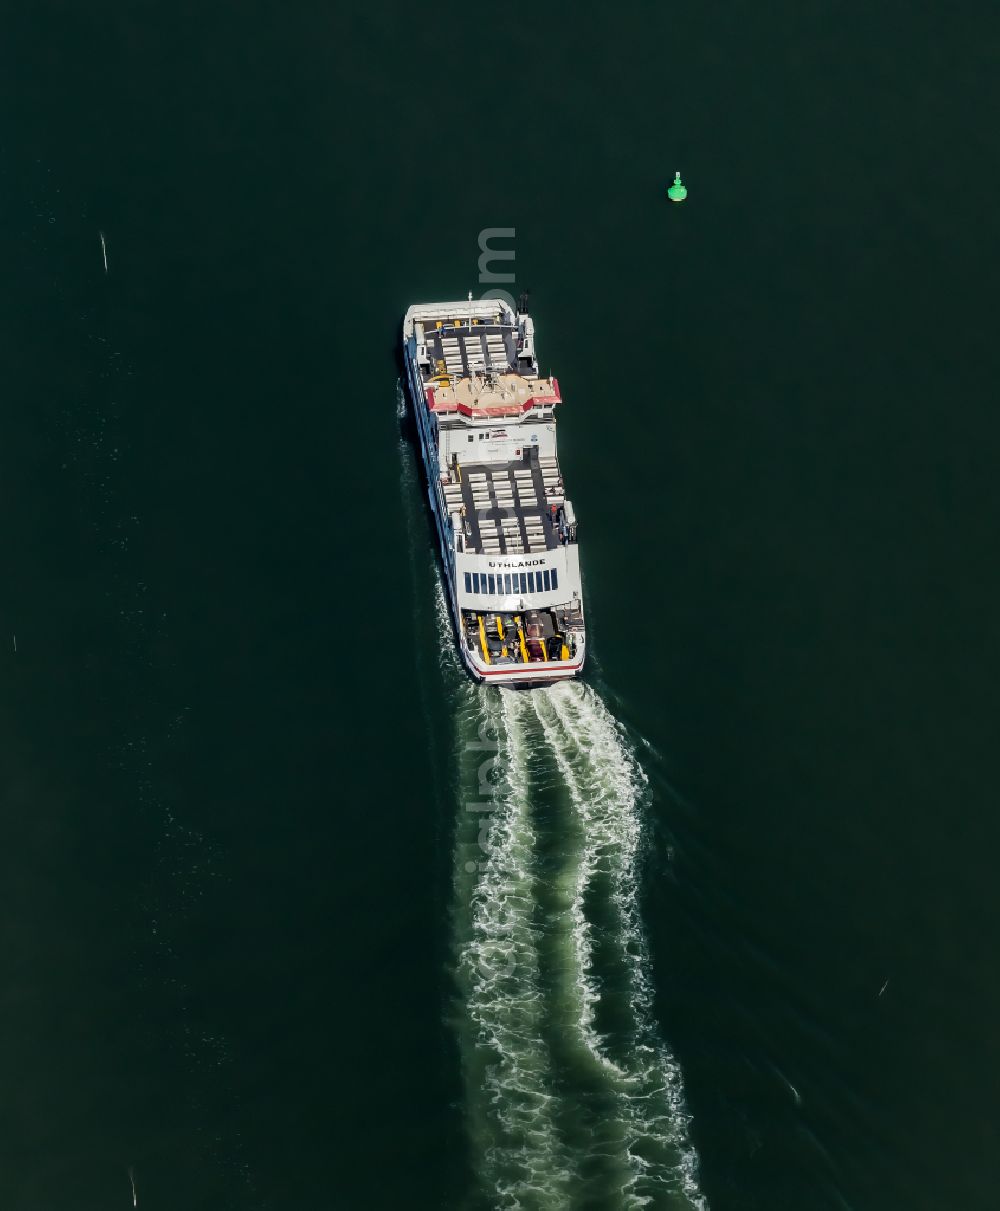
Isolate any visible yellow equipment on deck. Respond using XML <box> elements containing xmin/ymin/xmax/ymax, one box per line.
<box><xmin>540</xmin><ymin>638</ymin><xmax>549</xmax><ymax>662</ymax></box>
<box><xmin>496</xmin><ymin>616</ymin><xmax>505</xmax><ymax>639</ymax></box>
<box><xmin>560</xmin><ymin>642</ymin><xmax>570</xmax><ymax>660</ymax></box>
<box><xmin>516</xmin><ymin>622</ymin><xmax>529</xmax><ymax>664</ymax></box>
<box><xmin>477</xmin><ymin>615</ymin><xmax>491</xmax><ymax>665</ymax></box>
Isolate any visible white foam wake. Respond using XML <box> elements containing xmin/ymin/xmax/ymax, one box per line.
<box><xmin>533</xmin><ymin>683</ymin><xmax>707</xmax><ymax>1209</ymax></box>
<box><xmin>451</xmin><ymin>681</ymin><xmax>706</xmax><ymax>1210</ymax></box>
<box><xmin>453</xmin><ymin>686</ymin><xmax>574</xmax><ymax>1209</ymax></box>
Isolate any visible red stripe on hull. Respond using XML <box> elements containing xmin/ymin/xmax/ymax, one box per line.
<box><xmin>469</xmin><ymin>661</ymin><xmax>583</xmax><ymax>680</ymax></box>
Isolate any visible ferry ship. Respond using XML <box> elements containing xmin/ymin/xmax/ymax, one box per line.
<box><xmin>402</xmin><ymin>295</ymin><xmax>585</xmax><ymax>685</ymax></box>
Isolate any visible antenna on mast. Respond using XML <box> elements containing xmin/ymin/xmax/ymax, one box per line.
<box><xmin>467</xmin><ymin>290</ymin><xmax>473</xmax><ymax>329</ymax></box>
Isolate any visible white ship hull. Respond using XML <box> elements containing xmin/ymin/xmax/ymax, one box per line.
<box><xmin>402</xmin><ymin>298</ymin><xmax>585</xmax><ymax>687</ymax></box>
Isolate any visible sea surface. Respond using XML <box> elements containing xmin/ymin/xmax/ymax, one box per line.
<box><xmin>2</xmin><ymin>3</ymin><xmax>999</xmax><ymax>1209</ymax></box>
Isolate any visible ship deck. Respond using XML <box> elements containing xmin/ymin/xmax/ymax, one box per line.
<box><xmin>447</xmin><ymin>452</ymin><xmax>570</xmax><ymax>556</ymax></box>
<box><xmin>422</xmin><ymin>322</ymin><xmax>520</xmax><ymax>378</ymax></box>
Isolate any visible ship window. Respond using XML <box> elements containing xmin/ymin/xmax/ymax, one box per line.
<box><xmin>542</xmin><ymin>569</ymin><xmax>551</xmax><ymax>592</ymax></box>
<box><xmin>504</xmin><ymin>573</ymin><xmax>512</xmax><ymax>595</ymax></box>
<box><xmin>467</xmin><ymin>434</ymin><xmax>474</xmax><ymax>442</ymax></box>
<box><xmin>472</xmin><ymin>573</ymin><xmax>480</xmax><ymax>593</ymax></box>
<box><xmin>519</xmin><ymin>573</ymin><xmax>527</xmax><ymax>594</ymax></box>
<box><xmin>527</xmin><ymin>573</ymin><xmax>535</xmax><ymax>593</ymax></box>
<box><xmin>487</xmin><ymin>574</ymin><xmax>496</xmax><ymax>594</ymax></box>
<box><xmin>551</xmin><ymin>569</ymin><xmax>559</xmax><ymax>591</ymax></box>
<box><xmin>464</xmin><ymin>573</ymin><xmax>472</xmax><ymax>594</ymax></box>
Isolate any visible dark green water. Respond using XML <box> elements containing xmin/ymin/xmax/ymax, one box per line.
<box><xmin>2</xmin><ymin>3</ymin><xmax>999</xmax><ymax>1208</ymax></box>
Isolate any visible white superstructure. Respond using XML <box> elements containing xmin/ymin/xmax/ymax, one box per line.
<box><xmin>402</xmin><ymin>296</ymin><xmax>585</xmax><ymax>685</ymax></box>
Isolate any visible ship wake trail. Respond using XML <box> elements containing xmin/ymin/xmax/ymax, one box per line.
<box><xmin>452</xmin><ymin>680</ymin><xmax>706</xmax><ymax>1210</ymax></box>
<box><xmin>533</xmin><ymin>684</ymin><xmax>706</xmax><ymax>1209</ymax></box>
<box><xmin>453</xmin><ymin>685</ymin><xmax>574</xmax><ymax>1210</ymax></box>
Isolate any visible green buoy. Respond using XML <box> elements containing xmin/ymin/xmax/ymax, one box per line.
<box><xmin>667</xmin><ymin>171</ymin><xmax>687</xmax><ymax>203</ymax></box>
